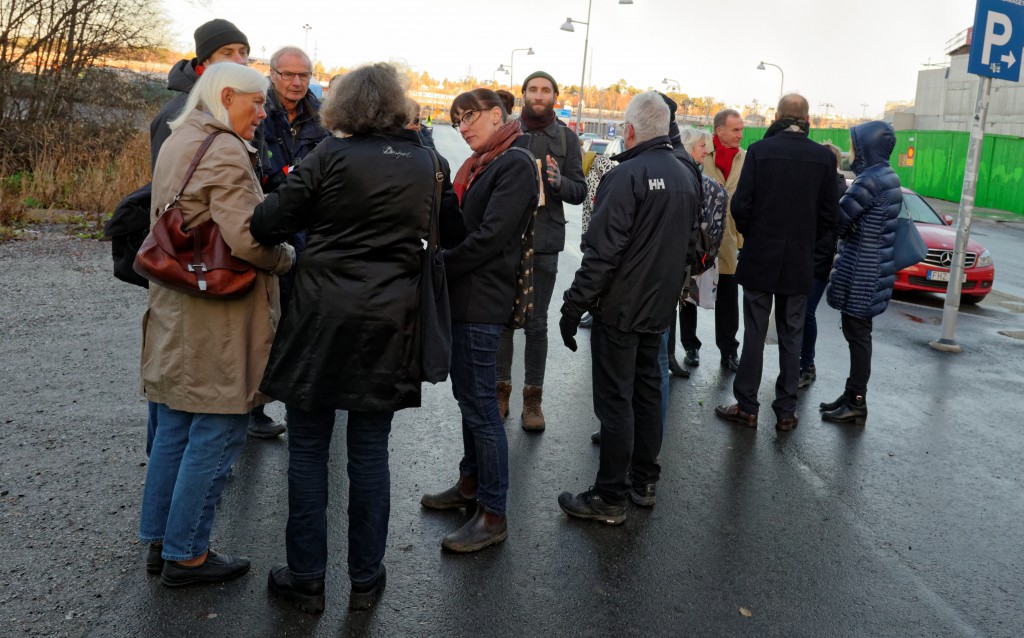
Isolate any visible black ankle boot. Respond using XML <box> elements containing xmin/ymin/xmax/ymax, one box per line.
<box><xmin>268</xmin><ymin>565</ymin><xmax>325</xmax><ymax>613</ymax></box>
<box><xmin>819</xmin><ymin>393</ymin><xmax>846</xmax><ymax>412</ymax></box>
<box><xmin>441</xmin><ymin>507</ymin><xmax>508</xmax><ymax>553</ymax></box>
<box><xmin>822</xmin><ymin>394</ymin><xmax>867</xmax><ymax>425</ymax></box>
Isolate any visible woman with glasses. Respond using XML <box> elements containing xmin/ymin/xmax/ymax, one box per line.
<box><xmin>251</xmin><ymin>62</ymin><xmax>461</xmax><ymax>613</ymax></box>
<box><xmin>420</xmin><ymin>88</ymin><xmax>538</xmax><ymax>554</ymax></box>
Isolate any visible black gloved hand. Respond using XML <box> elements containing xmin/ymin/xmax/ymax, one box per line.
<box><xmin>559</xmin><ymin>312</ymin><xmax>579</xmax><ymax>352</ymax></box>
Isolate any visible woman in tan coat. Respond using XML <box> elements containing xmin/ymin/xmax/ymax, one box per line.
<box><xmin>138</xmin><ymin>63</ymin><xmax>294</xmax><ymax>588</ymax></box>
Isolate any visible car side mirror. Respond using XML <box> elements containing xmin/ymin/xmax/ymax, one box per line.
<box><xmin>943</xmin><ymin>214</ymin><xmax>954</xmax><ymax>226</ymax></box>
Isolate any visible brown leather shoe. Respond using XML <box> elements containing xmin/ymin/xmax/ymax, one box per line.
<box><xmin>521</xmin><ymin>386</ymin><xmax>546</xmax><ymax>432</ymax></box>
<box><xmin>715</xmin><ymin>403</ymin><xmax>757</xmax><ymax>428</ymax></box>
<box><xmin>496</xmin><ymin>382</ymin><xmax>512</xmax><ymax>422</ymax></box>
<box><xmin>420</xmin><ymin>475</ymin><xmax>477</xmax><ymax>510</ymax></box>
<box><xmin>441</xmin><ymin>507</ymin><xmax>508</xmax><ymax>553</ymax></box>
<box><xmin>776</xmin><ymin>415</ymin><xmax>799</xmax><ymax>431</ymax></box>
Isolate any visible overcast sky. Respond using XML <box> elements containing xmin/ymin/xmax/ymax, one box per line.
<box><xmin>166</xmin><ymin>0</ymin><xmax>980</xmax><ymax>118</ymax></box>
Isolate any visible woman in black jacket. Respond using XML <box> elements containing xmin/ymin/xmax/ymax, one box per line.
<box><xmin>420</xmin><ymin>89</ymin><xmax>538</xmax><ymax>553</ymax></box>
<box><xmin>250</xmin><ymin>62</ymin><xmax>460</xmax><ymax>614</ymax></box>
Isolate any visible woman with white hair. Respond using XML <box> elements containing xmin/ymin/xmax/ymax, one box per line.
<box><xmin>138</xmin><ymin>62</ymin><xmax>295</xmax><ymax>587</ymax></box>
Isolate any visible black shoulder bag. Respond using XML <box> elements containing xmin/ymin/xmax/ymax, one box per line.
<box><xmin>419</xmin><ymin>150</ymin><xmax>453</xmax><ymax>384</ymax></box>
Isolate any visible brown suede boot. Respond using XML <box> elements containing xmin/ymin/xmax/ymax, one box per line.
<box><xmin>521</xmin><ymin>386</ymin><xmax>545</xmax><ymax>432</ymax></box>
<box><xmin>496</xmin><ymin>382</ymin><xmax>512</xmax><ymax>422</ymax></box>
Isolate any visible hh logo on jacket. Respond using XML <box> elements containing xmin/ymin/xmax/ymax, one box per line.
<box><xmin>648</xmin><ymin>178</ymin><xmax>665</xmax><ymax>190</ymax></box>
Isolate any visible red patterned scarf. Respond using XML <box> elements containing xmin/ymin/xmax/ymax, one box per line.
<box><xmin>453</xmin><ymin>120</ymin><xmax>523</xmax><ymax>202</ymax></box>
<box><xmin>713</xmin><ymin>134</ymin><xmax>739</xmax><ymax>181</ymax></box>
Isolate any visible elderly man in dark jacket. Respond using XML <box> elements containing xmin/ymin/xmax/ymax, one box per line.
<box><xmin>715</xmin><ymin>94</ymin><xmax>838</xmax><ymax>432</ymax></box>
<box><xmin>495</xmin><ymin>70</ymin><xmax>586</xmax><ymax>433</ymax></box>
<box><xmin>557</xmin><ymin>91</ymin><xmax>700</xmax><ymax>524</ymax></box>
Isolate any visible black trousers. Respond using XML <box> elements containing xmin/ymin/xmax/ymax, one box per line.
<box><xmin>677</xmin><ymin>273</ymin><xmax>739</xmax><ymax>357</ymax></box>
<box><xmin>591</xmin><ymin>321</ymin><xmax>663</xmax><ymax>504</ymax></box>
<box><xmin>841</xmin><ymin>313</ymin><xmax>873</xmax><ymax>397</ymax></box>
<box><xmin>733</xmin><ymin>288</ymin><xmax>806</xmax><ymax>419</ymax></box>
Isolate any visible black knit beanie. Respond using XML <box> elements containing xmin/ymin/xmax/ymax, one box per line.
<box><xmin>657</xmin><ymin>92</ymin><xmax>682</xmax><ymax>148</ymax></box>
<box><xmin>194</xmin><ymin>19</ymin><xmax>249</xmax><ymax>65</ymax></box>
<box><xmin>521</xmin><ymin>71</ymin><xmax>559</xmax><ymax>96</ymax></box>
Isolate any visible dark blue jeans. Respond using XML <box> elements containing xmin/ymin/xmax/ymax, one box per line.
<box><xmin>284</xmin><ymin>406</ymin><xmax>393</xmax><ymax>585</ymax></box>
<box><xmin>451</xmin><ymin>321</ymin><xmax>509</xmax><ymax>516</ymax></box>
<box><xmin>800</xmin><ymin>277</ymin><xmax>828</xmax><ymax>371</ymax></box>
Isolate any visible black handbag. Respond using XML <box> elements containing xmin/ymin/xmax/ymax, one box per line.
<box><xmin>892</xmin><ymin>215</ymin><xmax>928</xmax><ymax>271</ymax></box>
<box><xmin>504</xmin><ymin>146</ymin><xmax>540</xmax><ymax>329</ymax></box>
<box><xmin>419</xmin><ymin>150</ymin><xmax>453</xmax><ymax>384</ymax></box>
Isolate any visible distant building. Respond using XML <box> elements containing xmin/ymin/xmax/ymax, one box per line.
<box><xmin>911</xmin><ymin>29</ymin><xmax>1024</xmax><ymax>136</ymax></box>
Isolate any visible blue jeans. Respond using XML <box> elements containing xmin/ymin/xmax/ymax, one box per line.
<box><xmin>800</xmin><ymin>277</ymin><xmax>828</xmax><ymax>371</ymax></box>
<box><xmin>450</xmin><ymin>321</ymin><xmax>509</xmax><ymax>516</ymax></box>
<box><xmin>659</xmin><ymin>330</ymin><xmax>669</xmax><ymax>429</ymax></box>
<box><xmin>139</xmin><ymin>404</ymin><xmax>248</xmax><ymax>561</ymax></box>
<box><xmin>145</xmin><ymin>400</ymin><xmax>159</xmax><ymax>457</ymax></box>
<box><xmin>284</xmin><ymin>406</ymin><xmax>393</xmax><ymax>585</ymax></box>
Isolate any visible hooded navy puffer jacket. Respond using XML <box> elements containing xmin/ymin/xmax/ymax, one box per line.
<box><xmin>826</xmin><ymin>121</ymin><xmax>902</xmax><ymax>319</ymax></box>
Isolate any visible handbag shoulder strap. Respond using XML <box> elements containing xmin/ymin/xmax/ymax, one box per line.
<box><xmin>426</xmin><ymin>149</ymin><xmax>443</xmax><ymax>252</ymax></box>
<box><xmin>163</xmin><ymin>130</ymin><xmax>226</xmax><ymax>212</ymax></box>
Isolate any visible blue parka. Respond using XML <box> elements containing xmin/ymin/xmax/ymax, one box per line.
<box><xmin>826</xmin><ymin>121</ymin><xmax>903</xmax><ymax>319</ymax></box>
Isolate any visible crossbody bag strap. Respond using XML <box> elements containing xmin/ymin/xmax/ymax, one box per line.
<box><xmin>162</xmin><ymin>130</ymin><xmax>226</xmax><ymax>214</ymax></box>
<box><xmin>426</xmin><ymin>149</ymin><xmax>443</xmax><ymax>252</ymax></box>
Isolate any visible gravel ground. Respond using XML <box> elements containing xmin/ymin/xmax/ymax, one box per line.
<box><xmin>0</xmin><ymin>226</ymin><xmax>153</xmax><ymax>636</ymax></box>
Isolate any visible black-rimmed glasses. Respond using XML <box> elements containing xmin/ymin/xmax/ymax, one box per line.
<box><xmin>451</xmin><ymin>110</ymin><xmax>481</xmax><ymax>129</ymax></box>
<box><xmin>272</xmin><ymin>69</ymin><xmax>313</xmax><ymax>82</ymax></box>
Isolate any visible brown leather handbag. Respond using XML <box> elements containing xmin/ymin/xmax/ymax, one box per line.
<box><xmin>133</xmin><ymin>131</ymin><xmax>256</xmax><ymax>299</ymax></box>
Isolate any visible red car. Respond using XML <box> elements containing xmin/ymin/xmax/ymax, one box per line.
<box><xmin>888</xmin><ymin>187</ymin><xmax>995</xmax><ymax>304</ymax></box>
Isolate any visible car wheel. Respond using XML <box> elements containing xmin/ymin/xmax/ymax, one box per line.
<box><xmin>960</xmin><ymin>294</ymin><xmax>984</xmax><ymax>305</ymax></box>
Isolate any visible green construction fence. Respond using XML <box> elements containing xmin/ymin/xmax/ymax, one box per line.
<box><xmin>737</xmin><ymin>126</ymin><xmax>1024</xmax><ymax>215</ymax></box>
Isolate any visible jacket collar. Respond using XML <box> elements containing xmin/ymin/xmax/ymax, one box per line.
<box><xmin>267</xmin><ymin>88</ymin><xmax>321</xmax><ymax>125</ymax></box>
<box><xmin>611</xmin><ymin>135</ymin><xmax>673</xmax><ymax>163</ymax></box>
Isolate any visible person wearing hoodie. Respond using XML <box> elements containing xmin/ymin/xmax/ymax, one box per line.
<box><xmin>714</xmin><ymin>94</ymin><xmax>838</xmax><ymax>432</ymax></box>
<box><xmin>558</xmin><ymin>92</ymin><xmax>700</xmax><ymax>523</ymax></box>
<box><xmin>150</xmin><ymin>19</ymin><xmax>251</xmax><ymax>170</ymax></box>
<box><xmin>820</xmin><ymin>121</ymin><xmax>902</xmax><ymax>425</ymax></box>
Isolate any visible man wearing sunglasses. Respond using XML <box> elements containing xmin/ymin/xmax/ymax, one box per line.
<box><xmin>495</xmin><ymin>70</ymin><xmax>586</xmax><ymax>433</ymax></box>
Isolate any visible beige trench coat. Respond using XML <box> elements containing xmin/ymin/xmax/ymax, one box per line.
<box><xmin>141</xmin><ymin>109</ymin><xmax>294</xmax><ymax>414</ymax></box>
<box><xmin>703</xmin><ymin>147</ymin><xmax>746</xmax><ymax>275</ymax></box>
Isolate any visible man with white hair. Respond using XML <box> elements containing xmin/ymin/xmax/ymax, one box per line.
<box><xmin>557</xmin><ymin>91</ymin><xmax>701</xmax><ymax>524</ymax></box>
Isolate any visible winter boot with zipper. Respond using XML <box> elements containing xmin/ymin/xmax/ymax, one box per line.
<box><xmin>822</xmin><ymin>393</ymin><xmax>868</xmax><ymax>425</ymax></box>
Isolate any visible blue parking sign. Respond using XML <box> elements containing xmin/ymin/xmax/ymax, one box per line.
<box><xmin>968</xmin><ymin>0</ymin><xmax>1024</xmax><ymax>81</ymax></box>
<box><xmin>607</xmin><ymin>125</ymin><xmax>616</xmax><ymax>137</ymax></box>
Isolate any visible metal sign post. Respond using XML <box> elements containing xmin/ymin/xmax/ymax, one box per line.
<box><xmin>930</xmin><ymin>76</ymin><xmax>991</xmax><ymax>353</ymax></box>
<box><xmin>931</xmin><ymin>0</ymin><xmax>1023</xmax><ymax>352</ymax></box>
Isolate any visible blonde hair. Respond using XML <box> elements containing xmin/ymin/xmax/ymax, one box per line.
<box><xmin>168</xmin><ymin>63</ymin><xmax>268</xmax><ymax>131</ymax></box>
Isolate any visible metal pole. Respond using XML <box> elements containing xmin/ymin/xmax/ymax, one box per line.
<box><xmin>930</xmin><ymin>75</ymin><xmax>991</xmax><ymax>354</ymax></box>
<box><xmin>577</xmin><ymin>0</ymin><xmax>592</xmax><ymax>134</ymax></box>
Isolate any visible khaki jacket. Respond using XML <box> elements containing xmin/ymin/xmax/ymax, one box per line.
<box><xmin>703</xmin><ymin>147</ymin><xmax>746</xmax><ymax>275</ymax></box>
<box><xmin>141</xmin><ymin>109</ymin><xmax>294</xmax><ymax>414</ymax></box>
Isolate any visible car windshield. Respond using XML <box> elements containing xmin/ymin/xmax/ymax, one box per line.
<box><xmin>901</xmin><ymin>193</ymin><xmax>944</xmax><ymax>225</ymax></box>
<box><xmin>590</xmin><ymin>140</ymin><xmax>610</xmax><ymax>154</ymax></box>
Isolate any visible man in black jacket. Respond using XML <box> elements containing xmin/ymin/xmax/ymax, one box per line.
<box><xmin>557</xmin><ymin>92</ymin><xmax>701</xmax><ymax>524</ymax></box>
<box><xmin>714</xmin><ymin>94</ymin><xmax>838</xmax><ymax>432</ymax></box>
<box><xmin>495</xmin><ymin>71</ymin><xmax>586</xmax><ymax>433</ymax></box>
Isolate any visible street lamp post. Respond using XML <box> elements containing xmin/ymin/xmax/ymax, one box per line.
<box><xmin>757</xmin><ymin>61</ymin><xmax>784</xmax><ymax>105</ymax></box>
<box><xmin>494</xmin><ymin>64</ymin><xmax>510</xmax><ymax>87</ymax></box>
<box><xmin>302</xmin><ymin>24</ymin><xmax>312</xmax><ymax>52</ymax></box>
<box><xmin>819</xmin><ymin>102</ymin><xmax>834</xmax><ymax>127</ymax></box>
<box><xmin>561</xmin><ymin>0</ymin><xmax>632</xmax><ymax>134</ymax></box>
<box><xmin>509</xmin><ymin>47</ymin><xmax>534</xmax><ymax>93</ymax></box>
<box><xmin>662</xmin><ymin>77</ymin><xmax>680</xmax><ymax>92</ymax></box>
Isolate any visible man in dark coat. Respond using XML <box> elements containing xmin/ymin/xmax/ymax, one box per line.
<box><xmin>714</xmin><ymin>94</ymin><xmax>838</xmax><ymax>431</ymax></box>
<box><xmin>557</xmin><ymin>91</ymin><xmax>700</xmax><ymax>524</ymax></box>
<box><xmin>495</xmin><ymin>70</ymin><xmax>586</xmax><ymax>433</ymax></box>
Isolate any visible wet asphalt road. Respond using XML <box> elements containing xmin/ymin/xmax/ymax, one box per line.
<box><xmin>1</xmin><ymin>127</ymin><xmax>1023</xmax><ymax>637</ymax></box>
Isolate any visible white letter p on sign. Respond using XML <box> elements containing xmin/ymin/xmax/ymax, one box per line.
<box><xmin>982</xmin><ymin>11</ymin><xmax>1013</xmax><ymax>64</ymax></box>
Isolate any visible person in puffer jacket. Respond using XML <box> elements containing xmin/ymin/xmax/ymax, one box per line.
<box><xmin>822</xmin><ymin>121</ymin><xmax>902</xmax><ymax>425</ymax></box>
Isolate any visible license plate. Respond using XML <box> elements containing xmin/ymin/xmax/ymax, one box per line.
<box><xmin>927</xmin><ymin>270</ymin><xmax>967</xmax><ymax>283</ymax></box>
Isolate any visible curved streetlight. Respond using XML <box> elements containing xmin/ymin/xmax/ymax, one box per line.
<box><xmin>508</xmin><ymin>47</ymin><xmax>534</xmax><ymax>92</ymax></box>
<box><xmin>301</xmin><ymin>24</ymin><xmax>312</xmax><ymax>52</ymax></box>
<box><xmin>757</xmin><ymin>61</ymin><xmax>784</xmax><ymax>106</ymax></box>
<box><xmin>560</xmin><ymin>0</ymin><xmax>633</xmax><ymax>134</ymax></box>
<box><xmin>662</xmin><ymin>77</ymin><xmax>680</xmax><ymax>91</ymax></box>
<box><xmin>494</xmin><ymin>64</ymin><xmax>510</xmax><ymax>87</ymax></box>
